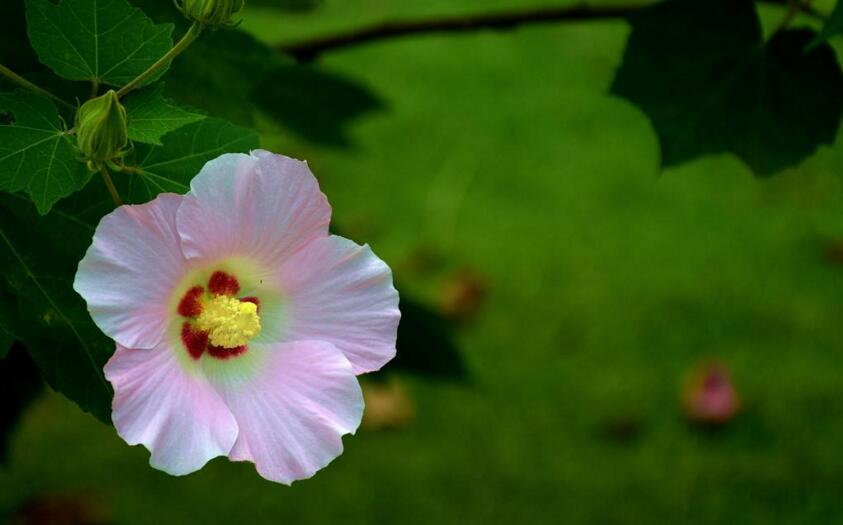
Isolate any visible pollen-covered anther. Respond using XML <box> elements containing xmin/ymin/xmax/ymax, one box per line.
<box><xmin>195</xmin><ymin>295</ymin><xmax>261</xmax><ymax>348</ymax></box>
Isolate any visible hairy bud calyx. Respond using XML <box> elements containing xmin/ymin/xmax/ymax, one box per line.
<box><xmin>176</xmin><ymin>0</ymin><xmax>245</xmax><ymax>28</ymax></box>
<box><xmin>75</xmin><ymin>90</ymin><xmax>128</xmax><ymax>170</ymax></box>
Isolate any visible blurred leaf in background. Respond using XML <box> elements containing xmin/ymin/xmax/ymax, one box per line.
<box><xmin>253</xmin><ymin>64</ymin><xmax>385</xmax><ymax>146</ymax></box>
<box><xmin>165</xmin><ymin>28</ymin><xmax>283</xmax><ymax>126</ymax></box>
<box><xmin>811</xmin><ymin>0</ymin><xmax>843</xmax><ymax>47</ymax></box>
<box><xmin>612</xmin><ymin>0</ymin><xmax>843</xmax><ymax>176</ymax></box>
<box><xmin>380</xmin><ymin>295</ymin><xmax>468</xmax><ymax>381</ymax></box>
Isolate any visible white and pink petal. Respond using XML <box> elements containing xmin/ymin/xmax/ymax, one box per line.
<box><xmin>272</xmin><ymin>235</ymin><xmax>400</xmax><ymax>374</ymax></box>
<box><xmin>105</xmin><ymin>342</ymin><xmax>239</xmax><ymax>476</ymax></box>
<box><xmin>74</xmin><ymin>193</ymin><xmax>187</xmax><ymax>350</ymax></box>
<box><xmin>209</xmin><ymin>340</ymin><xmax>363</xmax><ymax>485</ymax></box>
<box><xmin>176</xmin><ymin>151</ymin><xmax>331</xmax><ymax>267</ymax></box>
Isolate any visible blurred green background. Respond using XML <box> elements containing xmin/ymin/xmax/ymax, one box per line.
<box><xmin>3</xmin><ymin>1</ymin><xmax>843</xmax><ymax>523</ymax></box>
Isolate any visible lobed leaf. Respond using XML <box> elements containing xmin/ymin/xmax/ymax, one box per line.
<box><xmin>0</xmin><ymin>90</ymin><xmax>91</xmax><ymax>214</ymax></box>
<box><xmin>26</xmin><ymin>0</ymin><xmax>173</xmax><ymax>87</ymax></box>
<box><xmin>611</xmin><ymin>0</ymin><xmax>843</xmax><ymax>176</ymax></box>
<box><xmin>123</xmin><ymin>83</ymin><xmax>205</xmax><ymax>145</ymax></box>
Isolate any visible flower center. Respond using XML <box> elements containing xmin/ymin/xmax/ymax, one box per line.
<box><xmin>195</xmin><ymin>295</ymin><xmax>261</xmax><ymax>349</ymax></box>
<box><xmin>177</xmin><ymin>270</ymin><xmax>263</xmax><ymax>360</ymax></box>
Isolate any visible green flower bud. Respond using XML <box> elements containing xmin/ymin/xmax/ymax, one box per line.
<box><xmin>75</xmin><ymin>90</ymin><xmax>128</xmax><ymax>169</ymax></box>
<box><xmin>176</xmin><ymin>0</ymin><xmax>245</xmax><ymax>28</ymax></box>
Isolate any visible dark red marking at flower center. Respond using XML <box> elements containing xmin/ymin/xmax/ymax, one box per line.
<box><xmin>176</xmin><ymin>270</ymin><xmax>258</xmax><ymax>360</ymax></box>
<box><xmin>207</xmin><ymin>344</ymin><xmax>248</xmax><ymax>359</ymax></box>
<box><xmin>181</xmin><ymin>322</ymin><xmax>209</xmax><ymax>360</ymax></box>
<box><xmin>177</xmin><ymin>286</ymin><xmax>205</xmax><ymax>317</ymax></box>
<box><xmin>208</xmin><ymin>271</ymin><xmax>241</xmax><ymax>296</ymax></box>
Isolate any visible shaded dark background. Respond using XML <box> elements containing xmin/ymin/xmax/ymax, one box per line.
<box><xmin>3</xmin><ymin>0</ymin><xmax>843</xmax><ymax>523</ymax></box>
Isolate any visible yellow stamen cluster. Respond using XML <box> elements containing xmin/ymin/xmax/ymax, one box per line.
<box><xmin>196</xmin><ymin>296</ymin><xmax>261</xmax><ymax>348</ymax></box>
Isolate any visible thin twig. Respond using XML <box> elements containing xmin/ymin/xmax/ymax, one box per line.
<box><xmin>99</xmin><ymin>166</ymin><xmax>123</xmax><ymax>207</ymax></box>
<box><xmin>277</xmin><ymin>0</ymin><xmax>828</xmax><ymax>61</ymax></box>
<box><xmin>0</xmin><ymin>63</ymin><xmax>74</xmax><ymax>109</ymax></box>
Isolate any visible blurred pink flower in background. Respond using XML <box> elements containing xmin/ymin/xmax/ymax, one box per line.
<box><xmin>74</xmin><ymin>150</ymin><xmax>400</xmax><ymax>484</ymax></box>
<box><xmin>682</xmin><ymin>361</ymin><xmax>741</xmax><ymax>426</ymax></box>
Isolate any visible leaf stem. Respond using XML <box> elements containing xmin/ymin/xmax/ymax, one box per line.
<box><xmin>120</xmin><ymin>165</ymin><xmax>143</xmax><ymax>175</ymax></box>
<box><xmin>116</xmin><ymin>21</ymin><xmax>203</xmax><ymax>99</ymax></box>
<box><xmin>0</xmin><ymin>63</ymin><xmax>74</xmax><ymax>109</ymax></box>
<box><xmin>99</xmin><ymin>166</ymin><xmax>123</xmax><ymax>207</ymax></box>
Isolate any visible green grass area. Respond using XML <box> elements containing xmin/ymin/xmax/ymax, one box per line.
<box><xmin>3</xmin><ymin>1</ymin><xmax>843</xmax><ymax>523</ymax></box>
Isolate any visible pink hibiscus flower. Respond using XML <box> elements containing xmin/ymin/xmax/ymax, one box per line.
<box><xmin>74</xmin><ymin>150</ymin><xmax>400</xmax><ymax>484</ymax></box>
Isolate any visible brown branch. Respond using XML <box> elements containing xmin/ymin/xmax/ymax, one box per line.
<box><xmin>277</xmin><ymin>4</ymin><xmax>641</xmax><ymax>61</ymax></box>
<box><xmin>277</xmin><ymin>0</ymin><xmax>827</xmax><ymax>62</ymax></box>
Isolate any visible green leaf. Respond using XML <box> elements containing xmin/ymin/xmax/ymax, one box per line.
<box><xmin>610</xmin><ymin>0</ymin><xmax>843</xmax><ymax>176</ymax></box>
<box><xmin>123</xmin><ymin>84</ymin><xmax>205</xmax><ymax>145</ymax></box>
<box><xmin>0</xmin><ymin>193</ymin><xmax>113</xmax><ymax>421</ymax></box>
<box><xmin>0</xmin><ymin>90</ymin><xmax>91</xmax><ymax>214</ymax></box>
<box><xmin>811</xmin><ymin>0</ymin><xmax>843</xmax><ymax>48</ymax></box>
<box><xmin>166</xmin><ymin>28</ymin><xmax>285</xmax><ymax>126</ymax></box>
<box><xmin>121</xmin><ymin>117</ymin><xmax>259</xmax><ymax>203</ymax></box>
<box><xmin>25</xmin><ymin>0</ymin><xmax>173</xmax><ymax>87</ymax></box>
